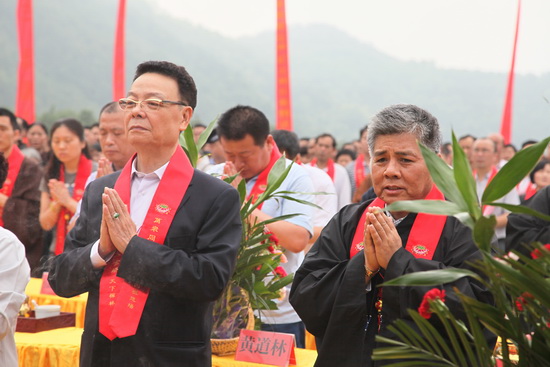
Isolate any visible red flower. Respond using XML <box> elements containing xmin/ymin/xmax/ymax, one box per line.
<box><xmin>531</xmin><ymin>244</ymin><xmax>550</xmax><ymax>259</ymax></box>
<box><xmin>418</xmin><ymin>288</ymin><xmax>446</xmax><ymax>319</ymax></box>
<box><xmin>274</xmin><ymin>266</ymin><xmax>287</xmax><ymax>278</ymax></box>
<box><xmin>515</xmin><ymin>298</ymin><xmax>525</xmax><ymax>312</ymax></box>
<box><xmin>268</xmin><ymin>231</ymin><xmax>280</xmax><ymax>246</ymax></box>
<box><xmin>515</xmin><ymin>292</ymin><xmax>534</xmax><ymax>312</ymax></box>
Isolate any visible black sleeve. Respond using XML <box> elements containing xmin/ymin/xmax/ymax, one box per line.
<box><xmin>290</xmin><ymin>203</ymin><xmax>367</xmax><ymax>337</ymax></box>
<box><xmin>506</xmin><ymin>186</ymin><xmax>550</xmax><ymax>257</ymax></box>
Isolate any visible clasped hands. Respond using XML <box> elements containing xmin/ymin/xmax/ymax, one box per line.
<box><xmin>222</xmin><ymin>161</ymin><xmax>243</xmax><ymax>189</ymax></box>
<box><xmin>99</xmin><ymin>188</ymin><xmax>136</xmax><ymax>259</ymax></box>
<box><xmin>48</xmin><ymin>179</ymin><xmax>73</xmax><ymax>209</ymax></box>
<box><xmin>363</xmin><ymin>206</ymin><xmax>402</xmax><ymax>275</ymax></box>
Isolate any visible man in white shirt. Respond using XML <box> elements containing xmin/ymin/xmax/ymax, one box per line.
<box><xmin>271</xmin><ymin>129</ymin><xmax>337</xmax><ymax>251</ymax></box>
<box><xmin>0</xmin><ymin>152</ymin><xmax>31</xmax><ymax>367</ymax></box>
<box><xmin>310</xmin><ymin>133</ymin><xmax>352</xmax><ymax>209</ymax></box>
<box><xmin>212</xmin><ymin>105</ymin><xmax>314</xmax><ymax>348</ymax></box>
<box><xmin>473</xmin><ymin>137</ymin><xmax>519</xmax><ymax>252</ymax></box>
<box><xmin>48</xmin><ymin>61</ymin><xmax>242</xmax><ymax>367</ymax></box>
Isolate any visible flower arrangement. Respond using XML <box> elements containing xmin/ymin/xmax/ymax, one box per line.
<box><xmin>372</xmin><ymin>133</ymin><xmax>550</xmax><ymax>366</ymax></box>
<box><xmin>179</xmin><ymin>123</ymin><xmax>305</xmax><ymax>341</ymax></box>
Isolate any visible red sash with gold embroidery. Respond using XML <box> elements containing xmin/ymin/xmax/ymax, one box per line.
<box><xmin>310</xmin><ymin>158</ymin><xmax>335</xmax><ymax>181</ymax></box>
<box><xmin>354</xmin><ymin>154</ymin><xmax>366</xmax><ymax>189</ymax></box>
<box><xmin>349</xmin><ymin>185</ymin><xmax>446</xmax><ymax>260</ymax></box>
<box><xmin>0</xmin><ymin>145</ymin><xmax>25</xmax><ymax>226</ymax></box>
<box><xmin>247</xmin><ymin>144</ymin><xmax>282</xmax><ymax>209</ymax></box>
<box><xmin>98</xmin><ymin>146</ymin><xmax>193</xmax><ymax>340</ymax></box>
<box><xmin>54</xmin><ymin>154</ymin><xmax>92</xmax><ymax>255</ymax></box>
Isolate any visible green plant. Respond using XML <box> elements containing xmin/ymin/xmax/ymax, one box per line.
<box><xmin>373</xmin><ymin>133</ymin><xmax>550</xmax><ymax>366</ymax></box>
<box><xmin>179</xmin><ymin>123</ymin><xmax>304</xmax><ymax>339</ymax></box>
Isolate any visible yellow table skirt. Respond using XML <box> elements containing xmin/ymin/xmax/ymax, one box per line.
<box><xmin>16</xmin><ymin>327</ymin><xmax>317</xmax><ymax>367</ymax></box>
<box><xmin>26</xmin><ymin>277</ymin><xmax>88</xmax><ymax>328</ymax></box>
<box><xmin>16</xmin><ymin>327</ymin><xmax>82</xmax><ymax>367</ymax></box>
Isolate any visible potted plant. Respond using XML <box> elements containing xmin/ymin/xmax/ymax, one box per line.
<box><xmin>180</xmin><ymin>122</ymin><xmax>305</xmax><ymax>355</ymax></box>
<box><xmin>371</xmin><ymin>133</ymin><xmax>550</xmax><ymax>366</ymax></box>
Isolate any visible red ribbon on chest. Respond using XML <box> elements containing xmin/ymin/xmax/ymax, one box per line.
<box><xmin>54</xmin><ymin>154</ymin><xmax>92</xmax><ymax>255</ymax></box>
<box><xmin>98</xmin><ymin>146</ymin><xmax>194</xmax><ymax>340</ymax></box>
<box><xmin>0</xmin><ymin>145</ymin><xmax>25</xmax><ymax>226</ymax></box>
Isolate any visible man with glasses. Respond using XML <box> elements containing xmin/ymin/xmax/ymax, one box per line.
<box><xmin>49</xmin><ymin>61</ymin><xmax>242</xmax><ymax>367</ymax></box>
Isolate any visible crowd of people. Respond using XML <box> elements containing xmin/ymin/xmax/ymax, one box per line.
<box><xmin>1</xmin><ymin>60</ymin><xmax>549</xmax><ymax>366</ymax></box>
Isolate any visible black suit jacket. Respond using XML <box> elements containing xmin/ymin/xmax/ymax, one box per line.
<box><xmin>48</xmin><ymin>169</ymin><xmax>242</xmax><ymax>367</ymax></box>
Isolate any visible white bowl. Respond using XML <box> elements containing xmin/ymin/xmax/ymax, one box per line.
<box><xmin>34</xmin><ymin>305</ymin><xmax>61</xmax><ymax>319</ymax></box>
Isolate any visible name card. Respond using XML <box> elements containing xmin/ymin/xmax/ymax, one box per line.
<box><xmin>235</xmin><ymin>329</ymin><xmax>296</xmax><ymax>367</ymax></box>
<box><xmin>40</xmin><ymin>272</ymin><xmax>56</xmax><ymax>295</ymax></box>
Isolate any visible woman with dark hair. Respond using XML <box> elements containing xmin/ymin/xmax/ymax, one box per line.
<box><xmin>522</xmin><ymin>160</ymin><xmax>550</xmax><ymax>203</ymax></box>
<box><xmin>39</xmin><ymin>119</ymin><xmax>94</xmax><ymax>256</ymax></box>
<box><xmin>27</xmin><ymin>122</ymin><xmax>51</xmax><ymax>165</ymax></box>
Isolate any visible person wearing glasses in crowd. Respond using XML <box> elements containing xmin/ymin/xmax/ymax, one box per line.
<box><xmin>48</xmin><ymin>61</ymin><xmax>242</xmax><ymax>367</ymax></box>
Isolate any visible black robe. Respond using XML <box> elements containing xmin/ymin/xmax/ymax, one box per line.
<box><xmin>506</xmin><ymin>185</ymin><xmax>550</xmax><ymax>257</ymax></box>
<box><xmin>289</xmin><ymin>200</ymin><xmax>493</xmax><ymax>366</ymax></box>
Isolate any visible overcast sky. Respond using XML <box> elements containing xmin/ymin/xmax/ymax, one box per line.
<box><xmin>149</xmin><ymin>0</ymin><xmax>549</xmax><ymax>75</ymax></box>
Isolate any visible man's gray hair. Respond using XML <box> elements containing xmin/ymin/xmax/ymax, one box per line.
<box><xmin>367</xmin><ymin>104</ymin><xmax>442</xmax><ymax>154</ymax></box>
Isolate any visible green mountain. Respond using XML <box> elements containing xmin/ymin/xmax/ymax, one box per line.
<box><xmin>1</xmin><ymin>0</ymin><xmax>548</xmax><ymax>146</ymax></box>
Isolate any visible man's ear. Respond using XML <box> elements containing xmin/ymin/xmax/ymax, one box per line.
<box><xmin>179</xmin><ymin>106</ymin><xmax>193</xmax><ymax>132</ymax></box>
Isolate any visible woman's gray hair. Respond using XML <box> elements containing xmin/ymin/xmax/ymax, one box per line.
<box><xmin>367</xmin><ymin>104</ymin><xmax>442</xmax><ymax>154</ymax></box>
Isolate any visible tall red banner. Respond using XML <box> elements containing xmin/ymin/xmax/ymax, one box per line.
<box><xmin>16</xmin><ymin>0</ymin><xmax>35</xmax><ymax>124</ymax></box>
<box><xmin>113</xmin><ymin>0</ymin><xmax>127</xmax><ymax>100</ymax></box>
<box><xmin>500</xmin><ymin>0</ymin><xmax>521</xmax><ymax>145</ymax></box>
<box><xmin>276</xmin><ymin>0</ymin><xmax>293</xmax><ymax>131</ymax></box>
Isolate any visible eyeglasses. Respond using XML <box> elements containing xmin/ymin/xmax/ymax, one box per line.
<box><xmin>118</xmin><ymin>98</ymin><xmax>187</xmax><ymax>111</ymax></box>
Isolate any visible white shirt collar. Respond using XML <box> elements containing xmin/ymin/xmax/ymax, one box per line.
<box><xmin>130</xmin><ymin>156</ymin><xmax>170</xmax><ymax>179</ymax></box>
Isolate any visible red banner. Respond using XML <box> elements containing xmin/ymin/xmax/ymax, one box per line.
<box><xmin>500</xmin><ymin>0</ymin><xmax>521</xmax><ymax>145</ymax></box>
<box><xmin>113</xmin><ymin>0</ymin><xmax>127</xmax><ymax>100</ymax></box>
<box><xmin>16</xmin><ymin>0</ymin><xmax>35</xmax><ymax>124</ymax></box>
<box><xmin>276</xmin><ymin>0</ymin><xmax>293</xmax><ymax>131</ymax></box>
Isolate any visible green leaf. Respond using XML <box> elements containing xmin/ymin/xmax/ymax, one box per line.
<box><xmin>195</xmin><ymin>117</ymin><xmax>218</xmax><ymax>152</ymax></box>
<box><xmin>386</xmin><ymin>200</ymin><xmax>463</xmax><ymax>216</ymax></box>
<box><xmin>481</xmin><ymin>203</ymin><xmax>550</xmax><ymax>223</ymax></box>
<box><xmin>482</xmin><ymin>137</ymin><xmax>550</xmax><ymax>203</ymax></box>
<box><xmin>419</xmin><ymin>143</ymin><xmax>468</xmax><ymax>211</ymax></box>
<box><xmin>472</xmin><ymin>215</ymin><xmax>496</xmax><ymax>252</ymax></box>
<box><xmin>382</xmin><ymin>268</ymin><xmax>482</xmax><ymax>287</ymax></box>
<box><xmin>179</xmin><ymin>127</ymin><xmax>198</xmax><ymax>167</ymax></box>
<box><xmin>451</xmin><ymin>131</ymin><xmax>481</xmax><ymax>220</ymax></box>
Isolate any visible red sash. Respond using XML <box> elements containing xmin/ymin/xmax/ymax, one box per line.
<box><xmin>354</xmin><ymin>154</ymin><xmax>366</xmax><ymax>189</ymax></box>
<box><xmin>247</xmin><ymin>144</ymin><xmax>282</xmax><ymax>209</ymax></box>
<box><xmin>54</xmin><ymin>154</ymin><xmax>92</xmax><ymax>255</ymax></box>
<box><xmin>523</xmin><ymin>182</ymin><xmax>537</xmax><ymax>201</ymax></box>
<box><xmin>99</xmin><ymin>146</ymin><xmax>193</xmax><ymax>340</ymax></box>
<box><xmin>349</xmin><ymin>185</ymin><xmax>446</xmax><ymax>260</ymax></box>
<box><xmin>0</xmin><ymin>145</ymin><xmax>25</xmax><ymax>226</ymax></box>
<box><xmin>310</xmin><ymin>158</ymin><xmax>335</xmax><ymax>181</ymax></box>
